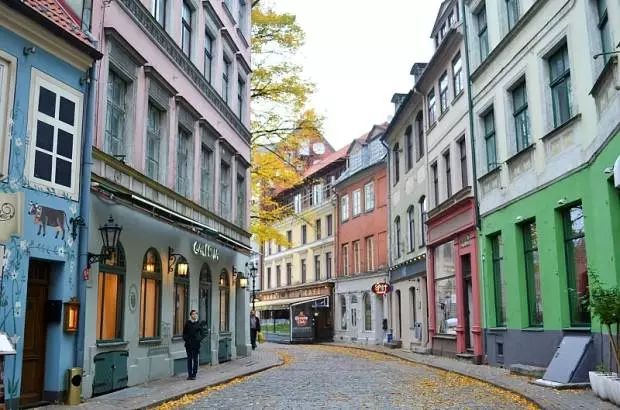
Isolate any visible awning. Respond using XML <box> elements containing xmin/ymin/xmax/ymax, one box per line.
<box><xmin>254</xmin><ymin>295</ymin><xmax>329</xmax><ymax>311</ymax></box>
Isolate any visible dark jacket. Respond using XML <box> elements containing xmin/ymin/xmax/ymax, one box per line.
<box><xmin>183</xmin><ymin>319</ymin><xmax>203</xmax><ymax>351</ymax></box>
<box><xmin>250</xmin><ymin>315</ymin><xmax>261</xmax><ymax>332</ymax></box>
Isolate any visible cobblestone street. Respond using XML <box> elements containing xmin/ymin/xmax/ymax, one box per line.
<box><xmin>165</xmin><ymin>344</ymin><xmax>537</xmax><ymax>410</ymax></box>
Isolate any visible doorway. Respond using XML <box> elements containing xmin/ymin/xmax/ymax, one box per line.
<box><xmin>461</xmin><ymin>254</ymin><xmax>473</xmax><ymax>350</ymax></box>
<box><xmin>198</xmin><ymin>264</ymin><xmax>212</xmax><ymax>364</ymax></box>
<box><xmin>21</xmin><ymin>260</ymin><xmax>50</xmax><ymax>406</ymax></box>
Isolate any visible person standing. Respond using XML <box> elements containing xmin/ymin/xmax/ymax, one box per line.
<box><xmin>183</xmin><ymin>309</ymin><xmax>202</xmax><ymax>380</ymax></box>
<box><xmin>250</xmin><ymin>310</ymin><xmax>261</xmax><ymax>350</ymax></box>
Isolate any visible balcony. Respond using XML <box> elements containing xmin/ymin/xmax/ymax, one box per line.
<box><xmin>285</xmin><ymin>183</ymin><xmax>334</xmax><ymax>215</ymax></box>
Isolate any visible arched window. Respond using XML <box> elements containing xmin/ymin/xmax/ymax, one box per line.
<box><xmin>364</xmin><ymin>292</ymin><xmax>372</xmax><ymax>331</ymax></box>
<box><xmin>340</xmin><ymin>295</ymin><xmax>347</xmax><ymax>330</ymax></box>
<box><xmin>394</xmin><ymin>216</ymin><xmax>402</xmax><ymax>259</ymax></box>
<box><xmin>407</xmin><ymin>205</ymin><xmax>416</xmax><ymax>252</ymax></box>
<box><xmin>97</xmin><ymin>242</ymin><xmax>126</xmax><ymax>341</ymax></box>
<box><xmin>405</xmin><ymin>125</ymin><xmax>413</xmax><ymax>171</ymax></box>
<box><xmin>416</xmin><ymin>111</ymin><xmax>424</xmax><ymax>160</ymax></box>
<box><xmin>199</xmin><ymin>263</ymin><xmax>212</xmax><ymax>325</ymax></box>
<box><xmin>219</xmin><ymin>269</ymin><xmax>230</xmax><ymax>332</ymax></box>
<box><xmin>173</xmin><ymin>255</ymin><xmax>190</xmax><ymax>336</ymax></box>
<box><xmin>140</xmin><ymin>247</ymin><xmax>162</xmax><ymax>340</ymax></box>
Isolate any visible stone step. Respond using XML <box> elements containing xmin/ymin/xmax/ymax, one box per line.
<box><xmin>509</xmin><ymin>363</ymin><xmax>546</xmax><ymax>378</ymax></box>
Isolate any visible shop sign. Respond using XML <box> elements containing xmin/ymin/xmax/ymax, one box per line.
<box><xmin>192</xmin><ymin>241</ymin><xmax>220</xmax><ymax>261</ymax></box>
<box><xmin>294</xmin><ymin>311</ymin><xmax>309</xmax><ymax>327</ymax></box>
<box><xmin>371</xmin><ymin>282</ymin><xmax>392</xmax><ymax>296</ymax></box>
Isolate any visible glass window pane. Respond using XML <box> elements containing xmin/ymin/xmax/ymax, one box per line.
<box><xmin>57</xmin><ymin>129</ymin><xmax>74</xmax><ymax>158</ymax></box>
<box><xmin>435</xmin><ymin>277</ymin><xmax>457</xmax><ymax>334</ymax></box>
<box><xmin>55</xmin><ymin>158</ymin><xmax>72</xmax><ymax>187</ymax></box>
<box><xmin>34</xmin><ymin>151</ymin><xmax>52</xmax><ymax>181</ymax></box>
<box><xmin>59</xmin><ymin>96</ymin><xmax>75</xmax><ymax>126</ymax></box>
<box><xmin>38</xmin><ymin>86</ymin><xmax>56</xmax><ymax>117</ymax></box>
<box><xmin>97</xmin><ymin>273</ymin><xmax>120</xmax><ymax>340</ymax></box>
<box><xmin>36</xmin><ymin>121</ymin><xmax>54</xmax><ymax>151</ymax></box>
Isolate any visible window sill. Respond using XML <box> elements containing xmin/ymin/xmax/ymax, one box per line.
<box><xmin>563</xmin><ymin>327</ymin><xmax>591</xmax><ymax>332</ymax></box>
<box><xmin>438</xmin><ymin>107</ymin><xmax>450</xmax><ymax>121</ymax></box>
<box><xmin>433</xmin><ymin>334</ymin><xmax>457</xmax><ymax>340</ymax></box>
<box><xmin>541</xmin><ymin>113</ymin><xmax>582</xmax><ymax>142</ymax></box>
<box><xmin>590</xmin><ymin>55</ymin><xmax>618</xmax><ymax>97</ymax></box>
<box><xmin>505</xmin><ymin>143</ymin><xmax>535</xmax><ymax>166</ymax></box>
<box><xmin>451</xmin><ymin>90</ymin><xmax>464</xmax><ymax>105</ymax></box>
<box><xmin>96</xmin><ymin>340</ymin><xmax>129</xmax><ymax>348</ymax></box>
<box><xmin>488</xmin><ymin>327</ymin><xmax>507</xmax><ymax>332</ymax></box>
<box><xmin>138</xmin><ymin>338</ymin><xmax>162</xmax><ymax>345</ymax></box>
<box><xmin>236</xmin><ymin>27</ymin><xmax>249</xmax><ymax>49</ymax></box>
<box><xmin>522</xmin><ymin>327</ymin><xmax>544</xmax><ymax>332</ymax></box>
<box><xmin>427</xmin><ymin>122</ymin><xmax>437</xmax><ymax>133</ymax></box>
<box><xmin>477</xmin><ymin>165</ymin><xmax>501</xmax><ymax>182</ymax></box>
<box><xmin>171</xmin><ymin>335</ymin><xmax>184</xmax><ymax>342</ymax></box>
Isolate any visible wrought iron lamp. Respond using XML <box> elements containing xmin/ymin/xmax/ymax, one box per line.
<box><xmin>168</xmin><ymin>247</ymin><xmax>188</xmax><ymax>276</ymax></box>
<box><xmin>87</xmin><ymin>216</ymin><xmax>122</xmax><ymax>268</ymax></box>
<box><xmin>246</xmin><ymin>261</ymin><xmax>258</xmax><ymax>311</ymax></box>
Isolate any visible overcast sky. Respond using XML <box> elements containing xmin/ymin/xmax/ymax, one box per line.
<box><xmin>271</xmin><ymin>0</ymin><xmax>442</xmax><ymax>150</ymax></box>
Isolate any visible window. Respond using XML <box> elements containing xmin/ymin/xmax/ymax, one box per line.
<box><xmin>549</xmin><ymin>45</ymin><xmax>572</xmax><ymax>127</ymax></box>
<box><xmin>286</xmin><ymin>262</ymin><xmax>292</xmax><ymax>285</ymax></box>
<box><xmin>204</xmin><ymin>31</ymin><xmax>213</xmax><ymax>82</ymax></box>
<box><xmin>458</xmin><ymin>138</ymin><xmax>468</xmax><ymax>188</ymax></box>
<box><xmin>225</xmin><ymin>0</ymin><xmax>233</xmax><ymax>12</ymax></box>
<box><xmin>236</xmin><ymin>174</ymin><xmax>246</xmax><ymax>226</ymax></box>
<box><xmin>523</xmin><ymin>221</ymin><xmax>543</xmax><ymax>326</ymax></box>
<box><xmin>266</xmin><ymin>267</ymin><xmax>271</xmax><ymax>289</ymax></box>
<box><xmin>427</xmin><ymin>89</ymin><xmax>436</xmax><ymax>125</ymax></box>
<box><xmin>237</xmin><ymin>76</ymin><xmax>245</xmax><ymax>120</ymax></box>
<box><xmin>512</xmin><ymin>82</ymin><xmax>529</xmax><ymax>152</ymax></box>
<box><xmin>444</xmin><ymin>150</ymin><xmax>452</xmax><ymax>198</ymax></box>
<box><xmin>219</xmin><ymin>271</ymin><xmax>229</xmax><ymax>331</ymax></box>
<box><xmin>597</xmin><ymin>0</ymin><xmax>611</xmax><ymax>63</ymax></box>
<box><xmin>326</xmin><ymin>252</ymin><xmax>333</xmax><ymax>279</ymax></box>
<box><xmin>96</xmin><ymin>242</ymin><xmax>126</xmax><ymax>341</ymax></box>
<box><xmin>364</xmin><ymin>182</ymin><xmax>375</xmax><ymax>211</ymax></box>
<box><xmin>326</xmin><ymin>215</ymin><xmax>333</xmax><ymax>236</ymax></box>
<box><xmin>301</xmin><ymin>224</ymin><xmax>307</xmax><ymax>244</ymax></box>
<box><xmin>105</xmin><ymin>70</ymin><xmax>126</xmax><ymax>157</ymax></box>
<box><xmin>153</xmin><ymin>0</ymin><xmax>166</xmax><ymax>27</ymax></box>
<box><xmin>342</xmin><ymin>244</ymin><xmax>349</xmax><ymax>275</ymax></box>
<box><xmin>314</xmin><ymin>255</ymin><xmax>320</xmax><ymax>281</ymax></box>
<box><xmin>416</xmin><ymin>112</ymin><xmax>424</xmax><ymax>160</ymax></box>
<box><xmin>452</xmin><ymin>53</ymin><xmax>463</xmax><ymax>95</ymax></box>
<box><xmin>181</xmin><ymin>1</ymin><xmax>192</xmax><ymax>57</ymax></box>
<box><xmin>365</xmin><ymin>236</ymin><xmax>374</xmax><ymax>271</ymax></box>
<box><xmin>200</xmin><ymin>146</ymin><xmax>213</xmax><ymax>209</ymax></box>
<box><xmin>222</xmin><ymin>57</ymin><xmax>231</xmax><ymax>103</ymax></box>
<box><xmin>173</xmin><ymin>255</ymin><xmax>190</xmax><ymax>336</ymax></box>
<box><xmin>431</xmin><ymin>162</ymin><xmax>439</xmax><ymax>206</ymax></box>
<box><xmin>394</xmin><ymin>216</ymin><xmax>401</xmax><ymax>259</ymax></box>
<box><xmin>275</xmin><ymin>264</ymin><xmax>281</xmax><ymax>287</ymax></box>
<box><xmin>563</xmin><ymin>204</ymin><xmax>589</xmax><ymax>326</ymax></box>
<box><xmin>340</xmin><ymin>295</ymin><xmax>347</xmax><ymax>330</ymax></box>
<box><xmin>294</xmin><ymin>193</ymin><xmax>301</xmax><ymax>213</ymax></box>
<box><xmin>352</xmin><ymin>189</ymin><xmax>361</xmax><ymax>216</ymax></box>
<box><xmin>145</xmin><ymin>102</ymin><xmax>162</xmax><ymax>182</ymax></box>
<box><xmin>405</xmin><ymin>126</ymin><xmax>413</xmax><ymax>170</ymax></box>
<box><xmin>439</xmin><ymin>72</ymin><xmax>449</xmax><ymax>114</ymax></box>
<box><xmin>29</xmin><ymin>72</ymin><xmax>82</xmax><ymax>196</ymax></box>
<box><xmin>301</xmin><ymin>259</ymin><xmax>307</xmax><ymax>283</ymax></box>
<box><xmin>482</xmin><ymin>110</ymin><xmax>497</xmax><ymax>171</ymax></box>
<box><xmin>313</xmin><ymin>219</ymin><xmax>321</xmax><ymax>241</ymax></box>
<box><xmin>435</xmin><ymin>242</ymin><xmax>456</xmax><ymax>334</ymax></box>
<box><xmin>420</xmin><ymin>196</ymin><xmax>427</xmax><ymax>246</ymax></box>
<box><xmin>407</xmin><ymin>206</ymin><xmax>415</xmax><ymax>252</ymax></box>
<box><xmin>476</xmin><ymin>6</ymin><xmax>489</xmax><ymax>60</ymax></box>
<box><xmin>393</xmin><ymin>143</ymin><xmax>400</xmax><ymax>185</ymax></box>
<box><xmin>506</xmin><ymin>0</ymin><xmax>519</xmax><ymax>30</ymax></box>
<box><xmin>238</xmin><ymin>0</ymin><xmax>248</xmax><ymax>34</ymax></box>
<box><xmin>286</xmin><ymin>230</ymin><xmax>293</xmax><ymax>246</ymax></box>
<box><xmin>341</xmin><ymin>195</ymin><xmax>349</xmax><ymax>221</ymax></box>
<box><xmin>491</xmin><ymin>234</ymin><xmax>506</xmax><ymax>327</ymax></box>
<box><xmin>0</xmin><ymin>55</ymin><xmax>14</xmax><ymax>177</ymax></box>
<box><xmin>364</xmin><ymin>293</ymin><xmax>372</xmax><ymax>331</ymax></box>
<box><xmin>448</xmin><ymin>11</ymin><xmax>456</xmax><ymax>27</ymax></box>
<box><xmin>353</xmin><ymin>240</ymin><xmax>361</xmax><ymax>273</ymax></box>
<box><xmin>220</xmin><ymin>161</ymin><xmax>231</xmax><ymax>218</ymax></box>
<box><xmin>176</xmin><ymin>127</ymin><xmax>192</xmax><ymax>197</ymax></box>
<box><xmin>140</xmin><ymin>248</ymin><xmax>162</xmax><ymax>339</ymax></box>
<box><xmin>312</xmin><ymin>183</ymin><xmax>324</xmax><ymax>205</ymax></box>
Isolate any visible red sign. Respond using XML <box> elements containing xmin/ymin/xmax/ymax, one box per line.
<box><xmin>372</xmin><ymin>282</ymin><xmax>391</xmax><ymax>296</ymax></box>
<box><xmin>294</xmin><ymin>312</ymin><xmax>309</xmax><ymax>327</ymax></box>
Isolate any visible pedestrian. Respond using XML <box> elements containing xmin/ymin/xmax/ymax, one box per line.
<box><xmin>250</xmin><ymin>309</ymin><xmax>261</xmax><ymax>350</ymax></box>
<box><xmin>183</xmin><ymin>309</ymin><xmax>202</xmax><ymax>380</ymax></box>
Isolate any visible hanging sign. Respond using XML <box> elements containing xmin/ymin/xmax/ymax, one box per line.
<box><xmin>192</xmin><ymin>241</ymin><xmax>220</xmax><ymax>261</ymax></box>
<box><xmin>294</xmin><ymin>311</ymin><xmax>309</xmax><ymax>327</ymax></box>
<box><xmin>371</xmin><ymin>282</ymin><xmax>392</xmax><ymax>296</ymax></box>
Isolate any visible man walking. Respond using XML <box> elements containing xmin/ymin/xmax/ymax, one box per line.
<box><xmin>183</xmin><ymin>309</ymin><xmax>202</xmax><ymax>380</ymax></box>
<box><xmin>250</xmin><ymin>310</ymin><xmax>261</xmax><ymax>350</ymax></box>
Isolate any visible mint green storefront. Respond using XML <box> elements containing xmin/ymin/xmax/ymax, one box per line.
<box><xmin>480</xmin><ymin>131</ymin><xmax>620</xmax><ymax>369</ymax></box>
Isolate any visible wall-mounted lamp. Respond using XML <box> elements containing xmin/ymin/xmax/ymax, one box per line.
<box><xmin>69</xmin><ymin>216</ymin><xmax>85</xmax><ymax>241</ymax></box>
<box><xmin>232</xmin><ymin>266</ymin><xmax>242</xmax><ymax>280</ymax></box>
<box><xmin>239</xmin><ymin>275</ymin><xmax>248</xmax><ymax>289</ymax></box>
<box><xmin>87</xmin><ymin>216</ymin><xmax>122</xmax><ymax>268</ymax></box>
<box><xmin>515</xmin><ymin>216</ymin><xmax>523</xmax><ymax>222</ymax></box>
<box><xmin>168</xmin><ymin>247</ymin><xmax>188</xmax><ymax>276</ymax></box>
<box><xmin>63</xmin><ymin>297</ymin><xmax>80</xmax><ymax>333</ymax></box>
<box><xmin>593</xmin><ymin>50</ymin><xmax>620</xmax><ymax>60</ymax></box>
<box><xmin>145</xmin><ymin>261</ymin><xmax>155</xmax><ymax>273</ymax></box>
<box><xmin>557</xmin><ymin>197</ymin><xmax>567</xmax><ymax>206</ymax></box>
<box><xmin>23</xmin><ymin>46</ymin><xmax>36</xmax><ymax>55</ymax></box>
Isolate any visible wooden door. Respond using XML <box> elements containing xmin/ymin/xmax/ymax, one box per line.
<box><xmin>21</xmin><ymin>261</ymin><xmax>50</xmax><ymax>405</ymax></box>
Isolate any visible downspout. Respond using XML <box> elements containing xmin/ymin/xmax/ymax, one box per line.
<box><xmin>380</xmin><ymin>139</ymin><xmax>392</xmax><ymax>335</ymax></box>
<box><xmin>75</xmin><ymin>57</ymin><xmax>98</xmax><ymax>368</ymax></box>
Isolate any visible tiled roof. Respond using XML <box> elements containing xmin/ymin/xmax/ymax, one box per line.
<box><xmin>303</xmin><ymin>144</ymin><xmax>350</xmax><ymax>178</ymax></box>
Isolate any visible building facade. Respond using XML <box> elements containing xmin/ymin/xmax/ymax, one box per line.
<box><xmin>383</xmin><ymin>73</ymin><xmax>430</xmax><ymax>353</ymax></box>
<box><xmin>333</xmin><ymin>126</ymin><xmax>389</xmax><ymax>345</ymax></box>
<box><xmin>81</xmin><ymin>0</ymin><xmax>252</xmax><ymax>398</ymax></box>
<box><xmin>418</xmin><ymin>0</ymin><xmax>483</xmax><ymax>361</ymax></box>
<box><xmin>465</xmin><ymin>0</ymin><xmax>620</xmax><ymax>369</ymax></box>
<box><xmin>0</xmin><ymin>1</ymin><xmax>101</xmax><ymax>407</ymax></box>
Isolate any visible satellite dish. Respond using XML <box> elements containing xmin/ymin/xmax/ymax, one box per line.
<box><xmin>312</xmin><ymin>142</ymin><xmax>325</xmax><ymax>155</ymax></box>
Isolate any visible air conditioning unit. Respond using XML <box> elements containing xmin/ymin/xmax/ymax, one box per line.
<box><xmin>614</xmin><ymin>155</ymin><xmax>620</xmax><ymax>189</ymax></box>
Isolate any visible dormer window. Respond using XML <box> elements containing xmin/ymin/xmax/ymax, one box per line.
<box><xmin>448</xmin><ymin>10</ymin><xmax>456</xmax><ymax>27</ymax></box>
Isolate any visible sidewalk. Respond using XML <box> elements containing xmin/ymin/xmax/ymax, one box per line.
<box><xmin>321</xmin><ymin>341</ymin><xmax>615</xmax><ymax>410</ymax></box>
<box><xmin>36</xmin><ymin>346</ymin><xmax>281</xmax><ymax>410</ymax></box>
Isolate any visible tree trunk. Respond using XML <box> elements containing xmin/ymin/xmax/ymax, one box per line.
<box><xmin>608</xmin><ymin>324</ymin><xmax>620</xmax><ymax>372</ymax></box>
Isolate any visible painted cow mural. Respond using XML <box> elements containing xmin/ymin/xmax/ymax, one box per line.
<box><xmin>28</xmin><ymin>201</ymin><xmax>69</xmax><ymax>239</ymax></box>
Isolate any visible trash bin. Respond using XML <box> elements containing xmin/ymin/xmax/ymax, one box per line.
<box><xmin>66</xmin><ymin>368</ymin><xmax>82</xmax><ymax>405</ymax></box>
<box><xmin>386</xmin><ymin>331</ymin><xmax>393</xmax><ymax>343</ymax></box>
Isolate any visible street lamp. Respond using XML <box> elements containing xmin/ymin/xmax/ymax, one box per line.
<box><xmin>246</xmin><ymin>261</ymin><xmax>258</xmax><ymax>311</ymax></box>
<box><xmin>87</xmin><ymin>215</ymin><xmax>123</xmax><ymax>268</ymax></box>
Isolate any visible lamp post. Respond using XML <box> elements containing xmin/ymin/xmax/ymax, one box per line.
<box><xmin>246</xmin><ymin>261</ymin><xmax>258</xmax><ymax>311</ymax></box>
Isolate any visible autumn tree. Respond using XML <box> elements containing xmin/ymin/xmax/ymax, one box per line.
<box><xmin>250</xmin><ymin>3</ymin><xmax>322</xmax><ymax>246</ymax></box>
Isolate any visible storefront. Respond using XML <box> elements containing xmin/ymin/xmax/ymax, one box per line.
<box><xmin>255</xmin><ymin>282</ymin><xmax>333</xmax><ymax>343</ymax></box>
<box><xmin>81</xmin><ymin>191</ymin><xmax>251</xmax><ymax>398</ymax></box>
<box><xmin>426</xmin><ymin>191</ymin><xmax>482</xmax><ymax>362</ymax></box>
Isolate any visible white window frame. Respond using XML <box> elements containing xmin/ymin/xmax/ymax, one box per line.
<box><xmin>352</xmin><ymin>189</ymin><xmax>361</xmax><ymax>216</ymax></box>
<box><xmin>26</xmin><ymin>69</ymin><xmax>83</xmax><ymax>199</ymax></box>
<box><xmin>0</xmin><ymin>51</ymin><xmax>16</xmax><ymax>179</ymax></box>
<box><xmin>313</xmin><ymin>183</ymin><xmax>323</xmax><ymax>205</ymax></box>
<box><xmin>151</xmin><ymin>0</ymin><xmax>167</xmax><ymax>28</ymax></box>
<box><xmin>366</xmin><ymin>236</ymin><xmax>374</xmax><ymax>271</ymax></box>
<box><xmin>353</xmin><ymin>240</ymin><xmax>360</xmax><ymax>273</ymax></box>
<box><xmin>364</xmin><ymin>182</ymin><xmax>374</xmax><ymax>211</ymax></box>
<box><xmin>342</xmin><ymin>244</ymin><xmax>349</xmax><ymax>275</ymax></box>
<box><xmin>294</xmin><ymin>193</ymin><xmax>302</xmax><ymax>213</ymax></box>
<box><xmin>341</xmin><ymin>195</ymin><xmax>349</xmax><ymax>221</ymax></box>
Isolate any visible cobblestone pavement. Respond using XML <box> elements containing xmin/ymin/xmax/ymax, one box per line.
<box><xmin>173</xmin><ymin>344</ymin><xmax>538</xmax><ymax>410</ymax></box>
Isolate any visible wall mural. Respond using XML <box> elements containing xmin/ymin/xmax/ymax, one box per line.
<box><xmin>0</xmin><ymin>103</ymin><xmax>79</xmax><ymax>401</ymax></box>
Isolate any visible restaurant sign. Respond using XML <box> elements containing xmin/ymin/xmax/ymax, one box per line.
<box><xmin>371</xmin><ymin>282</ymin><xmax>392</xmax><ymax>296</ymax></box>
<box><xmin>192</xmin><ymin>241</ymin><xmax>220</xmax><ymax>261</ymax></box>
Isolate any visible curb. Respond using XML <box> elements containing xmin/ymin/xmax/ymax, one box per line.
<box><xmin>318</xmin><ymin>343</ymin><xmax>545</xmax><ymax>410</ymax></box>
<box><xmin>140</xmin><ymin>357</ymin><xmax>284</xmax><ymax>410</ymax></box>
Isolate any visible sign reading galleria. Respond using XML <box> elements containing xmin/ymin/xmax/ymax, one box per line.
<box><xmin>192</xmin><ymin>241</ymin><xmax>220</xmax><ymax>261</ymax></box>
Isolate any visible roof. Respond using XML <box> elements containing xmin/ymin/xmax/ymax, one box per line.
<box><xmin>303</xmin><ymin>143</ymin><xmax>349</xmax><ymax>178</ymax></box>
<box><xmin>431</xmin><ymin>0</ymin><xmax>455</xmax><ymax>36</ymax></box>
<box><xmin>5</xmin><ymin>0</ymin><xmax>101</xmax><ymax>58</ymax></box>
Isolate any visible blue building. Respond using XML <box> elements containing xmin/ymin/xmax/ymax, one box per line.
<box><xmin>0</xmin><ymin>0</ymin><xmax>100</xmax><ymax>407</ymax></box>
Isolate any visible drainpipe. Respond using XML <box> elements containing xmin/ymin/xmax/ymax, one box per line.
<box><xmin>75</xmin><ymin>57</ymin><xmax>98</xmax><ymax>368</ymax></box>
<box><xmin>380</xmin><ymin>139</ymin><xmax>392</xmax><ymax>336</ymax></box>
